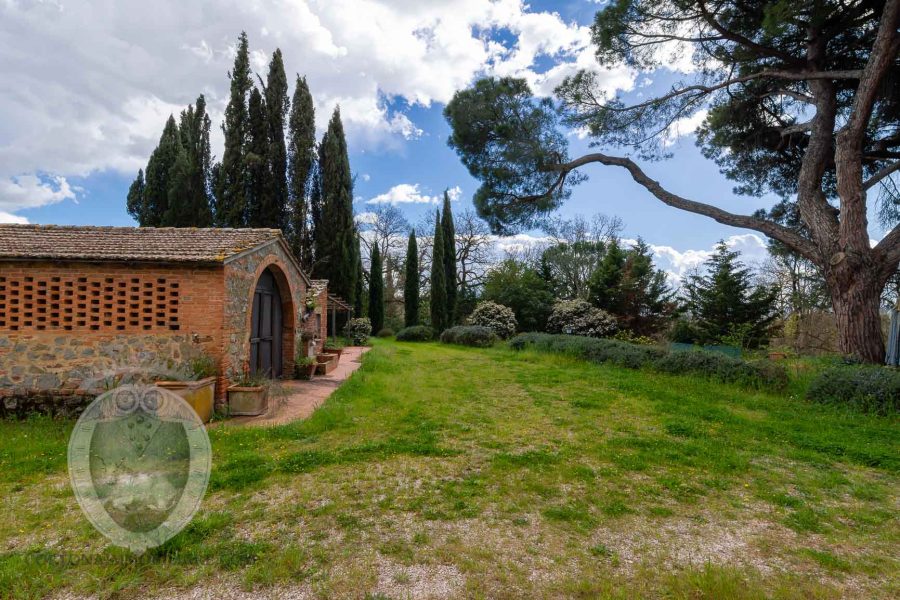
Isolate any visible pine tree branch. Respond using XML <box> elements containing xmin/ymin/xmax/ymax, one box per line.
<box><xmin>863</xmin><ymin>160</ymin><xmax>900</xmax><ymax>191</ymax></box>
<box><xmin>544</xmin><ymin>152</ymin><xmax>819</xmax><ymax>261</ymax></box>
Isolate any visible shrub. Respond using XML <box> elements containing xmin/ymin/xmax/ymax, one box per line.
<box><xmin>376</xmin><ymin>328</ymin><xmax>395</xmax><ymax>338</ymax></box>
<box><xmin>546</xmin><ymin>299</ymin><xmax>617</xmax><ymax>338</ymax></box>
<box><xmin>468</xmin><ymin>301</ymin><xmax>517</xmax><ymax>339</ymax></box>
<box><xmin>440</xmin><ymin>325</ymin><xmax>498</xmax><ymax>347</ymax></box>
<box><xmin>294</xmin><ymin>356</ymin><xmax>316</xmax><ymax>380</ymax></box>
<box><xmin>396</xmin><ymin>325</ymin><xmax>435</xmax><ymax>342</ymax></box>
<box><xmin>807</xmin><ymin>366</ymin><xmax>900</xmax><ymax>415</ymax></box>
<box><xmin>344</xmin><ymin>318</ymin><xmax>372</xmax><ymax>345</ymax></box>
<box><xmin>508</xmin><ymin>333</ymin><xmax>788</xmax><ymax>391</ymax></box>
<box><xmin>653</xmin><ymin>350</ymin><xmax>788</xmax><ymax>391</ymax></box>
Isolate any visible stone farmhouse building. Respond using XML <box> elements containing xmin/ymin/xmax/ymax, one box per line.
<box><xmin>0</xmin><ymin>225</ymin><xmax>328</xmax><ymax>414</ymax></box>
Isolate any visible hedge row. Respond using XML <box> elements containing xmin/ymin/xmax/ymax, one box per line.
<box><xmin>509</xmin><ymin>333</ymin><xmax>789</xmax><ymax>392</ymax></box>
<box><xmin>806</xmin><ymin>366</ymin><xmax>900</xmax><ymax>415</ymax></box>
<box><xmin>440</xmin><ymin>326</ymin><xmax>498</xmax><ymax>348</ymax></box>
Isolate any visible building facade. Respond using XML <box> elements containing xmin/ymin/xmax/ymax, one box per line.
<box><xmin>0</xmin><ymin>225</ymin><xmax>327</xmax><ymax>415</ymax></box>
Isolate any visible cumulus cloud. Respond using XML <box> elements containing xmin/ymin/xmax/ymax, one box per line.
<box><xmin>662</xmin><ymin>109</ymin><xmax>709</xmax><ymax>147</ymax></box>
<box><xmin>0</xmin><ymin>0</ymin><xmax>641</xmax><ymax>220</ymax></box>
<box><xmin>646</xmin><ymin>233</ymin><xmax>769</xmax><ymax>282</ymax></box>
<box><xmin>0</xmin><ymin>175</ymin><xmax>77</xmax><ymax>212</ymax></box>
<box><xmin>367</xmin><ymin>183</ymin><xmax>461</xmax><ymax>205</ymax></box>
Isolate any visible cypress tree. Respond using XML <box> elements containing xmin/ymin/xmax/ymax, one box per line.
<box><xmin>126</xmin><ymin>169</ymin><xmax>145</xmax><ymax>224</ymax></box>
<box><xmin>441</xmin><ymin>190</ymin><xmax>457</xmax><ymax>324</ymax></box>
<box><xmin>245</xmin><ymin>88</ymin><xmax>274</xmax><ymax>227</ymax></box>
<box><xmin>314</xmin><ymin>108</ymin><xmax>358</xmax><ymax>306</ymax></box>
<box><xmin>139</xmin><ymin>116</ymin><xmax>181</xmax><ymax>226</ymax></box>
<box><xmin>264</xmin><ymin>49</ymin><xmax>289</xmax><ymax>231</ymax></box>
<box><xmin>166</xmin><ymin>96</ymin><xmax>213</xmax><ymax>226</ymax></box>
<box><xmin>404</xmin><ymin>230</ymin><xmax>420</xmax><ymax>326</ymax></box>
<box><xmin>430</xmin><ymin>209</ymin><xmax>448</xmax><ymax>331</ymax></box>
<box><xmin>368</xmin><ymin>245</ymin><xmax>384</xmax><ymax>334</ymax></box>
<box><xmin>215</xmin><ymin>31</ymin><xmax>252</xmax><ymax>227</ymax></box>
<box><xmin>287</xmin><ymin>75</ymin><xmax>316</xmax><ymax>268</ymax></box>
<box><xmin>354</xmin><ymin>244</ymin><xmax>365</xmax><ymax>317</ymax></box>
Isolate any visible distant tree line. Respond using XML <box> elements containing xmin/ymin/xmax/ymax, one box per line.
<box><xmin>127</xmin><ymin>32</ymin><xmax>359</xmax><ymax>309</ymax></box>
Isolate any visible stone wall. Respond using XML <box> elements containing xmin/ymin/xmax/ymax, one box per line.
<box><xmin>222</xmin><ymin>241</ymin><xmax>309</xmax><ymax>383</ymax></box>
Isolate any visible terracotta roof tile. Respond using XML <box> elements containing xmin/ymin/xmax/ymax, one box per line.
<box><xmin>0</xmin><ymin>225</ymin><xmax>283</xmax><ymax>263</ymax></box>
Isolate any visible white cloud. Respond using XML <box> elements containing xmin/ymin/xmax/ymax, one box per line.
<box><xmin>662</xmin><ymin>109</ymin><xmax>709</xmax><ymax>147</ymax></box>
<box><xmin>0</xmin><ymin>0</ymin><xmax>641</xmax><ymax>220</ymax></box>
<box><xmin>647</xmin><ymin>233</ymin><xmax>769</xmax><ymax>282</ymax></box>
<box><xmin>367</xmin><ymin>183</ymin><xmax>461</xmax><ymax>205</ymax></box>
<box><xmin>0</xmin><ymin>175</ymin><xmax>77</xmax><ymax>212</ymax></box>
<box><xmin>0</xmin><ymin>212</ymin><xmax>29</xmax><ymax>224</ymax></box>
<box><xmin>354</xmin><ymin>211</ymin><xmax>379</xmax><ymax>225</ymax></box>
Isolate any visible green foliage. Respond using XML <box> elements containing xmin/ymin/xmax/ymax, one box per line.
<box><xmin>188</xmin><ymin>353</ymin><xmax>218</xmax><ymax>379</ymax></box>
<box><xmin>264</xmin><ymin>48</ymin><xmax>289</xmax><ymax>232</ymax></box>
<box><xmin>589</xmin><ymin>238</ymin><xmax>676</xmax><ymax>336</ymax></box>
<box><xmin>509</xmin><ymin>333</ymin><xmax>788</xmax><ymax>391</ymax></box>
<box><xmin>368</xmin><ymin>245</ymin><xmax>385</xmax><ymax>334</ymax></box>
<box><xmin>396</xmin><ymin>325</ymin><xmax>435</xmax><ymax>342</ymax></box>
<box><xmin>130</xmin><ymin>116</ymin><xmax>181</xmax><ymax>226</ymax></box>
<box><xmin>468</xmin><ymin>301</ymin><xmax>517</xmax><ymax>339</ymax></box>
<box><xmin>376</xmin><ymin>328</ymin><xmax>394</xmax><ymax>338</ymax></box>
<box><xmin>807</xmin><ymin>367</ymin><xmax>900</xmax><ymax>415</ymax></box>
<box><xmin>294</xmin><ymin>355</ymin><xmax>316</xmax><ymax>380</ymax></box>
<box><xmin>344</xmin><ymin>317</ymin><xmax>371</xmax><ymax>345</ymax></box>
<box><xmin>315</xmin><ymin>108</ymin><xmax>359</xmax><ymax>308</ymax></box>
<box><xmin>215</xmin><ymin>31</ymin><xmax>252</xmax><ymax>227</ymax></box>
<box><xmin>404</xmin><ymin>230</ymin><xmax>420</xmax><ymax>327</ymax></box>
<box><xmin>547</xmin><ymin>299</ymin><xmax>617</xmax><ymax>338</ymax></box>
<box><xmin>683</xmin><ymin>242</ymin><xmax>778</xmax><ymax>348</ymax></box>
<box><xmin>441</xmin><ymin>191</ymin><xmax>458</xmax><ymax>323</ymax></box>
<box><xmin>430</xmin><ymin>208</ymin><xmax>448</xmax><ymax>331</ymax></box>
<box><xmin>245</xmin><ymin>87</ymin><xmax>274</xmax><ymax>227</ymax></box>
<box><xmin>287</xmin><ymin>75</ymin><xmax>316</xmax><ymax>269</ymax></box>
<box><xmin>444</xmin><ymin>77</ymin><xmax>575</xmax><ymax>234</ymax></box>
<box><xmin>482</xmin><ymin>258</ymin><xmax>554</xmax><ymax>332</ymax></box>
<box><xmin>440</xmin><ymin>325</ymin><xmax>498</xmax><ymax>347</ymax></box>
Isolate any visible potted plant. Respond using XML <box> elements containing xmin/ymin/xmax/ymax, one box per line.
<box><xmin>227</xmin><ymin>371</ymin><xmax>269</xmax><ymax>416</ymax></box>
<box><xmin>323</xmin><ymin>338</ymin><xmax>345</xmax><ymax>361</ymax></box>
<box><xmin>155</xmin><ymin>353</ymin><xmax>217</xmax><ymax>423</ymax></box>
<box><xmin>294</xmin><ymin>355</ymin><xmax>317</xmax><ymax>380</ymax></box>
<box><xmin>304</xmin><ymin>290</ymin><xmax>319</xmax><ymax>315</ymax></box>
<box><xmin>315</xmin><ymin>353</ymin><xmax>339</xmax><ymax>375</ymax></box>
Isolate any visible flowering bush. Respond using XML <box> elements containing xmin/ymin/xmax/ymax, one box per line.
<box><xmin>546</xmin><ymin>299</ymin><xmax>617</xmax><ymax>338</ymax></box>
<box><xmin>468</xmin><ymin>301</ymin><xmax>518</xmax><ymax>339</ymax></box>
<box><xmin>344</xmin><ymin>317</ymin><xmax>372</xmax><ymax>345</ymax></box>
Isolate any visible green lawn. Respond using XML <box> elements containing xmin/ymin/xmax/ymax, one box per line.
<box><xmin>1</xmin><ymin>340</ymin><xmax>898</xmax><ymax>599</ymax></box>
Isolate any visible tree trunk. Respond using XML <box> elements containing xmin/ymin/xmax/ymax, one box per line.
<box><xmin>829</xmin><ymin>266</ymin><xmax>885</xmax><ymax>363</ymax></box>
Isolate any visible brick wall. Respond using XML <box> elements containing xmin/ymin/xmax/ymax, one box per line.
<box><xmin>0</xmin><ymin>261</ymin><xmax>226</xmax><ymax>415</ymax></box>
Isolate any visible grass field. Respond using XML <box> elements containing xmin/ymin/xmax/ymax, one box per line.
<box><xmin>1</xmin><ymin>340</ymin><xmax>898</xmax><ymax>599</ymax></box>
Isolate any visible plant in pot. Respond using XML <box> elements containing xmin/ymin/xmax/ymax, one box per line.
<box><xmin>155</xmin><ymin>352</ymin><xmax>217</xmax><ymax>423</ymax></box>
<box><xmin>227</xmin><ymin>371</ymin><xmax>269</xmax><ymax>416</ymax></box>
<box><xmin>323</xmin><ymin>337</ymin><xmax>346</xmax><ymax>361</ymax></box>
<box><xmin>294</xmin><ymin>355</ymin><xmax>317</xmax><ymax>380</ymax></box>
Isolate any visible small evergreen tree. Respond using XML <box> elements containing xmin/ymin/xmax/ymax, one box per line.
<box><xmin>482</xmin><ymin>258</ymin><xmax>554</xmax><ymax>332</ymax></box>
<box><xmin>287</xmin><ymin>75</ymin><xmax>316</xmax><ymax>268</ymax></box>
<box><xmin>215</xmin><ymin>31</ymin><xmax>252</xmax><ymax>227</ymax></box>
<box><xmin>404</xmin><ymin>230</ymin><xmax>420</xmax><ymax>326</ymax></box>
<box><xmin>616</xmin><ymin>238</ymin><xmax>676</xmax><ymax>336</ymax></box>
<box><xmin>368</xmin><ymin>245</ymin><xmax>385</xmax><ymax>334</ymax></box>
<box><xmin>441</xmin><ymin>191</ymin><xmax>457</xmax><ymax>324</ymax></box>
<box><xmin>430</xmin><ymin>209</ymin><xmax>448</xmax><ymax>331</ymax></box>
<box><xmin>264</xmin><ymin>49</ymin><xmax>289</xmax><ymax>232</ymax></box>
<box><xmin>245</xmin><ymin>88</ymin><xmax>274</xmax><ymax>227</ymax></box>
<box><xmin>683</xmin><ymin>241</ymin><xmax>778</xmax><ymax>348</ymax></box>
<box><xmin>588</xmin><ymin>240</ymin><xmax>626</xmax><ymax>314</ymax></box>
<box><xmin>126</xmin><ymin>169</ymin><xmax>145</xmax><ymax>224</ymax></box>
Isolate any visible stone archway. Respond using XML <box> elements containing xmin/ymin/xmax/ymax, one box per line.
<box><xmin>248</xmin><ymin>265</ymin><xmax>295</xmax><ymax>378</ymax></box>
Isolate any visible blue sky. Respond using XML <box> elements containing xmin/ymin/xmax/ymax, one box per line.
<box><xmin>0</xmin><ymin>0</ymin><xmax>830</xmax><ymax>278</ymax></box>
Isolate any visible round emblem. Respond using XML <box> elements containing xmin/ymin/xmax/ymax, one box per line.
<box><xmin>67</xmin><ymin>384</ymin><xmax>212</xmax><ymax>553</ymax></box>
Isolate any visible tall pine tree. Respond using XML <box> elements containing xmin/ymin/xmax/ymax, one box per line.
<box><xmin>264</xmin><ymin>49</ymin><xmax>289</xmax><ymax>231</ymax></box>
<box><xmin>368</xmin><ymin>245</ymin><xmax>385</xmax><ymax>334</ymax></box>
<box><xmin>245</xmin><ymin>88</ymin><xmax>274</xmax><ymax>227</ymax></box>
<box><xmin>215</xmin><ymin>31</ymin><xmax>252</xmax><ymax>227</ymax></box>
<box><xmin>135</xmin><ymin>115</ymin><xmax>181</xmax><ymax>226</ymax></box>
<box><xmin>683</xmin><ymin>242</ymin><xmax>778</xmax><ymax>348</ymax></box>
<box><xmin>441</xmin><ymin>191</ymin><xmax>457</xmax><ymax>325</ymax></box>
<box><xmin>287</xmin><ymin>75</ymin><xmax>316</xmax><ymax>268</ymax></box>
<box><xmin>404</xmin><ymin>230</ymin><xmax>420</xmax><ymax>326</ymax></box>
<box><xmin>430</xmin><ymin>209</ymin><xmax>448</xmax><ymax>331</ymax></box>
<box><xmin>314</xmin><ymin>108</ymin><xmax>358</xmax><ymax>306</ymax></box>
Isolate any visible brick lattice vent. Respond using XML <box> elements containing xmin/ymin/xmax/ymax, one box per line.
<box><xmin>0</xmin><ymin>275</ymin><xmax>180</xmax><ymax>333</ymax></box>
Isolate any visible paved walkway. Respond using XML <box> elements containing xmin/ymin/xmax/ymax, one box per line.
<box><xmin>214</xmin><ymin>346</ymin><xmax>369</xmax><ymax>428</ymax></box>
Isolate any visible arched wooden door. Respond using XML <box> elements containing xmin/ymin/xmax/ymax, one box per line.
<box><xmin>249</xmin><ymin>269</ymin><xmax>283</xmax><ymax>378</ymax></box>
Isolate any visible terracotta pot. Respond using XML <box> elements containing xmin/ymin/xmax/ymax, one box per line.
<box><xmin>295</xmin><ymin>362</ymin><xmax>317</xmax><ymax>380</ymax></box>
<box><xmin>155</xmin><ymin>376</ymin><xmax>216</xmax><ymax>423</ymax></box>
<box><xmin>768</xmin><ymin>351</ymin><xmax>788</xmax><ymax>361</ymax></box>
<box><xmin>316</xmin><ymin>353</ymin><xmax>338</xmax><ymax>375</ymax></box>
<box><xmin>227</xmin><ymin>384</ymin><xmax>268</xmax><ymax>416</ymax></box>
<box><xmin>323</xmin><ymin>347</ymin><xmax>343</xmax><ymax>361</ymax></box>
